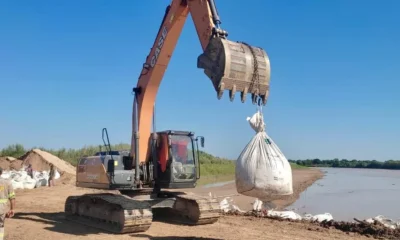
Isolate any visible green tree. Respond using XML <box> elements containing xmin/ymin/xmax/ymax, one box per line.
<box><xmin>0</xmin><ymin>144</ymin><xmax>26</xmax><ymax>158</ymax></box>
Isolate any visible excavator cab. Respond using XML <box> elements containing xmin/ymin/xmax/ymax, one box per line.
<box><xmin>151</xmin><ymin>130</ymin><xmax>203</xmax><ymax>190</ymax></box>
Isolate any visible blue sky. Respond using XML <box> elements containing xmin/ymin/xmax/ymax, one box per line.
<box><xmin>1</xmin><ymin>0</ymin><xmax>399</xmax><ymax>161</ymax></box>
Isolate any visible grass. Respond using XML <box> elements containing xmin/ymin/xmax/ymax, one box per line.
<box><xmin>290</xmin><ymin>162</ymin><xmax>308</xmax><ymax>169</ymax></box>
<box><xmin>199</xmin><ymin>162</ymin><xmax>235</xmax><ymax>176</ymax></box>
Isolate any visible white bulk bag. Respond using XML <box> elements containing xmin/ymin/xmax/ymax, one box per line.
<box><xmin>11</xmin><ymin>179</ymin><xmax>24</xmax><ymax>190</ymax></box>
<box><xmin>23</xmin><ymin>178</ymin><xmax>37</xmax><ymax>190</ymax></box>
<box><xmin>54</xmin><ymin>169</ymin><xmax>61</xmax><ymax>180</ymax></box>
<box><xmin>267</xmin><ymin>210</ymin><xmax>303</xmax><ymax>220</ymax></box>
<box><xmin>35</xmin><ymin>178</ymin><xmax>48</xmax><ymax>188</ymax></box>
<box><xmin>304</xmin><ymin>213</ymin><xmax>333</xmax><ymax>222</ymax></box>
<box><xmin>1</xmin><ymin>172</ymin><xmax>10</xmax><ymax>179</ymax></box>
<box><xmin>235</xmin><ymin>110</ymin><xmax>293</xmax><ymax>201</ymax></box>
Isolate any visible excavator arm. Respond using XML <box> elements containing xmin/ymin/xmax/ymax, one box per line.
<box><xmin>131</xmin><ymin>0</ymin><xmax>271</xmax><ymax>173</ymax></box>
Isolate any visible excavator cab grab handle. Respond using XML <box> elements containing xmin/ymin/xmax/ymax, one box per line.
<box><xmin>195</xmin><ymin>136</ymin><xmax>205</xmax><ymax>179</ymax></box>
<box><xmin>199</xmin><ymin>136</ymin><xmax>205</xmax><ymax>148</ymax></box>
<box><xmin>102</xmin><ymin>128</ymin><xmax>115</xmax><ymax>178</ymax></box>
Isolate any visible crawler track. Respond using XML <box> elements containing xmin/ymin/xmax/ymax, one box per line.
<box><xmin>64</xmin><ymin>192</ymin><xmax>221</xmax><ymax>234</ymax></box>
<box><xmin>64</xmin><ymin>193</ymin><xmax>153</xmax><ymax>233</ymax></box>
<box><xmin>171</xmin><ymin>193</ymin><xmax>221</xmax><ymax>225</ymax></box>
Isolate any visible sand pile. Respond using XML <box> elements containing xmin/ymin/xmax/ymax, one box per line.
<box><xmin>2</xmin><ymin>169</ymin><xmax>55</xmax><ymax>190</ymax></box>
<box><xmin>0</xmin><ymin>156</ymin><xmax>24</xmax><ymax>170</ymax></box>
<box><xmin>19</xmin><ymin>149</ymin><xmax>76</xmax><ymax>175</ymax></box>
<box><xmin>1</xmin><ymin>149</ymin><xmax>77</xmax><ymax>187</ymax></box>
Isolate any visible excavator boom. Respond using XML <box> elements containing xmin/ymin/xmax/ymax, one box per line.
<box><xmin>132</xmin><ymin>0</ymin><xmax>271</xmax><ymax>165</ymax></box>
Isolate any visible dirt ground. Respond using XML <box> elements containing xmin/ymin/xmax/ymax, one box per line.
<box><xmin>195</xmin><ymin>168</ymin><xmax>325</xmax><ymax>211</ymax></box>
<box><xmin>3</xmin><ymin>168</ymin><xmax>373</xmax><ymax>240</ymax></box>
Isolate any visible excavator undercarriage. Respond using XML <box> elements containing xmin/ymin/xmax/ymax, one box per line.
<box><xmin>64</xmin><ymin>130</ymin><xmax>221</xmax><ymax>234</ymax></box>
<box><xmin>64</xmin><ymin>190</ymin><xmax>221</xmax><ymax>234</ymax></box>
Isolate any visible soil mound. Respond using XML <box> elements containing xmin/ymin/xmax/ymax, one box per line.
<box><xmin>0</xmin><ymin>156</ymin><xmax>23</xmax><ymax>170</ymax></box>
<box><xmin>19</xmin><ymin>149</ymin><xmax>76</xmax><ymax>175</ymax></box>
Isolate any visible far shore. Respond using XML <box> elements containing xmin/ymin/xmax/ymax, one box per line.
<box><xmin>190</xmin><ymin>168</ymin><xmax>324</xmax><ymax>211</ymax></box>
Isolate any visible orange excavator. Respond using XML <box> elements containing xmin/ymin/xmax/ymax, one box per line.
<box><xmin>64</xmin><ymin>0</ymin><xmax>271</xmax><ymax>234</ymax></box>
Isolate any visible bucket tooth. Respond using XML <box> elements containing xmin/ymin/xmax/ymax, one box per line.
<box><xmin>217</xmin><ymin>82</ymin><xmax>225</xmax><ymax>99</ymax></box>
<box><xmin>240</xmin><ymin>87</ymin><xmax>248</xmax><ymax>103</ymax></box>
<box><xmin>198</xmin><ymin>37</ymin><xmax>271</xmax><ymax>105</ymax></box>
<box><xmin>229</xmin><ymin>84</ymin><xmax>236</xmax><ymax>102</ymax></box>
<box><xmin>251</xmin><ymin>89</ymin><xmax>260</xmax><ymax>105</ymax></box>
<box><xmin>261</xmin><ymin>89</ymin><xmax>270</xmax><ymax>105</ymax></box>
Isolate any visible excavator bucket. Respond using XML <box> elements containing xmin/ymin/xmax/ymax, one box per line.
<box><xmin>197</xmin><ymin>37</ymin><xmax>271</xmax><ymax>105</ymax></box>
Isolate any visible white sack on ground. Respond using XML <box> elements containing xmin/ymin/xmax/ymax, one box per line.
<box><xmin>252</xmin><ymin>198</ymin><xmax>276</xmax><ymax>211</ymax></box>
<box><xmin>11</xmin><ymin>179</ymin><xmax>24</xmax><ymax>190</ymax></box>
<box><xmin>1</xmin><ymin>168</ymin><xmax>50</xmax><ymax>190</ymax></box>
<box><xmin>365</xmin><ymin>215</ymin><xmax>400</xmax><ymax>229</ymax></box>
<box><xmin>235</xmin><ymin>110</ymin><xmax>293</xmax><ymax>201</ymax></box>
<box><xmin>219</xmin><ymin>197</ymin><xmax>245</xmax><ymax>213</ymax></box>
<box><xmin>35</xmin><ymin>178</ymin><xmax>48</xmax><ymax>188</ymax></box>
<box><xmin>267</xmin><ymin>210</ymin><xmax>303</xmax><ymax>220</ymax></box>
<box><xmin>23</xmin><ymin>177</ymin><xmax>37</xmax><ymax>190</ymax></box>
<box><xmin>304</xmin><ymin>213</ymin><xmax>333</xmax><ymax>222</ymax></box>
<box><xmin>54</xmin><ymin>169</ymin><xmax>61</xmax><ymax>180</ymax></box>
<box><xmin>253</xmin><ymin>198</ymin><xmax>264</xmax><ymax>211</ymax></box>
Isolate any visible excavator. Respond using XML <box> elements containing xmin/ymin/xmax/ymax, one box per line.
<box><xmin>64</xmin><ymin>0</ymin><xmax>271</xmax><ymax>234</ymax></box>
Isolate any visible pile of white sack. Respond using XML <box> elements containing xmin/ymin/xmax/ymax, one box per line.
<box><xmin>0</xmin><ymin>166</ymin><xmax>60</xmax><ymax>190</ymax></box>
<box><xmin>235</xmin><ymin>110</ymin><xmax>293</xmax><ymax>201</ymax></box>
<box><xmin>365</xmin><ymin>215</ymin><xmax>400</xmax><ymax>230</ymax></box>
<box><xmin>219</xmin><ymin>197</ymin><xmax>400</xmax><ymax>229</ymax></box>
<box><xmin>219</xmin><ymin>197</ymin><xmax>332</xmax><ymax>222</ymax></box>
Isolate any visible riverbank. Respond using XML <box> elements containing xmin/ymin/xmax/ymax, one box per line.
<box><xmin>6</xmin><ymin>177</ymin><xmax>373</xmax><ymax>240</ymax></box>
<box><xmin>191</xmin><ymin>167</ymin><xmax>324</xmax><ymax>211</ymax></box>
<box><xmin>7</xmin><ymin>167</ymin><xmax>390</xmax><ymax>240</ymax></box>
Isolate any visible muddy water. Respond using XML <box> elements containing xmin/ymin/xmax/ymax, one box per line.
<box><xmin>288</xmin><ymin>167</ymin><xmax>400</xmax><ymax>221</ymax></box>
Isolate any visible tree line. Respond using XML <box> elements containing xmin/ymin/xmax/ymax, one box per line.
<box><xmin>0</xmin><ymin>143</ymin><xmax>234</xmax><ymax>165</ymax></box>
<box><xmin>289</xmin><ymin>158</ymin><xmax>400</xmax><ymax>170</ymax></box>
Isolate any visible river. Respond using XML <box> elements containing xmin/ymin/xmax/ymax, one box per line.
<box><xmin>288</xmin><ymin>167</ymin><xmax>400</xmax><ymax>221</ymax></box>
